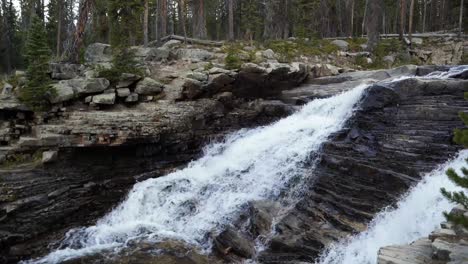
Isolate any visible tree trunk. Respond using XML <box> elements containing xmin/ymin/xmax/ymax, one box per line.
<box><xmin>399</xmin><ymin>0</ymin><xmax>406</xmax><ymax>41</ymax></box>
<box><xmin>160</xmin><ymin>0</ymin><xmax>167</xmax><ymax>38</ymax></box>
<box><xmin>460</xmin><ymin>0</ymin><xmax>465</xmax><ymax>36</ymax></box>
<box><xmin>192</xmin><ymin>0</ymin><xmax>207</xmax><ymax>39</ymax></box>
<box><xmin>350</xmin><ymin>0</ymin><xmax>354</xmax><ymax>37</ymax></box>
<box><xmin>366</xmin><ymin>0</ymin><xmax>382</xmax><ymax>52</ymax></box>
<box><xmin>155</xmin><ymin>0</ymin><xmax>160</xmax><ymax>42</ymax></box>
<box><xmin>178</xmin><ymin>0</ymin><xmax>187</xmax><ymax>43</ymax></box>
<box><xmin>362</xmin><ymin>0</ymin><xmax>369</xmax><ymax>37</ymax></box>
<box><xmin>56</xmin><ymin>0</ymin><xmax>63</xmax><ymax>57</ymax></box>
<box><xmin>423</xmin><ymin>0</ymin><xmax>427</xmax><ymax>33</ymax></box>
<box><xmin>1</xmin><ymin>0</ymin><xmax>12</xmax><ymax>73</ymax></box>
<box><xmin>70</xmin><ymin>0</ymin><xmax>94</xmax><ymax>63</ymax></box>
<box><xmin>144</xmin><ymin>0</ymin><xmax>149</xmax><ymax>46</ymax></box>
<box><xmin>228</xmin><ymin>0</ymin><xmax>234</xmax><ymax>41</ymax></box>
<box><xmin>408</xmin><ymin>0</ymin><xmax>415</xmax><ymax>43</ymax></box>
<box><xmin>264</xmin><ymin>0</ymin><xmax>289</xmax><ymax>39</ymax></box>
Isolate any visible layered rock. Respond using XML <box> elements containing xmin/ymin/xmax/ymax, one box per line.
<box><xmin>255</xmin><ymin>75</ymin><xmax>468</xmax><ymax>263</ymax></box>
<box><xmin>1</xmin><ymin>38</ymin><xmax>466</xmax><ymax>264</ymax></box>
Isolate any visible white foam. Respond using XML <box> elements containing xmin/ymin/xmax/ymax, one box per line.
<box><xmin>28</xmin><ymin>84</ymin><xmax>369</xmax><ymax>264</ymax></box>
<box><xmin>318</xmin><ymin>150</ymin><xmax>467</xmax><ymax>264</ymax></box>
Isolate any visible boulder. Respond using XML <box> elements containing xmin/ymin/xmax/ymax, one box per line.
<box><xmin>92</xmin><ymin>93</ymin><xmax>116</xmax><ymax>105</ymax></box>
<box><xmin>412</xmin><ymin>38</ymin><xmax>423</xmax><ymax>45</ymax></box>
<box><xmin>42</xmin><ymin>151</ymin><xmax>58</xmax><ymax>164</ymax></box>
<box><xmin>116</xmin><ymin>88</ymin><xmax>131</xmax><ymax>98</ymax></box>
<box><xmin>214</xmin><ymin>227</ymin><xmax>256</xmax><ymax>258</ymax></box>
<box><xmin>2</xmin><ymin>82</ymin><xmax>13</xmax><ymax>97</ymax></box>
<box><xmin>116</xmin><ymin>73</ymin><xmax>142</xmax><ymax>88</ymax></box>
<box><xmin>248</xmin><ymin>201</ymin><xmax>282</xmax><ymax>237</ymax></box>
<box><xmin>162</xmin><ymin>39</ymin><xmax>182</xmax><ymax>49</ymax></box>
<box><xmin>84</xmin><ymin>43</ymin><xmax>112</xmax><ymax>64</ymax></box>
<box><xmin>15</xmin><ymin>70</ymin><xmax>25</xmax><ymax>77</ymax></box>
<box><xmin>125</xmin><ymin>93</ymin><xmax>139</xmax><ymax>103</ymax></box>
<box><xmin>135</xmin><ymin>77</ymin><xmax>164</xmax><ymax>95</ymax></box>
<box><xmin>182</xmin><ymin>78</ymin><xmax>203</xmax><ymax>100</ymax></box>
<box><xmin>205</xmin><ymin>73</ymin><xmax>235</xmax><ymax>95</ymax></box>
<box><xmin>209</xmin><ymin>67</ymin><xmax>231</xmax><ymax>75</ymax></box>
<box><xmin>262</xmin><ymin>49</ymin><xmax>277</xmax><ymax>60</ymax></box>
<box><xmin>235</xmin><ymin>62</ymin><xmax>308</xmax><ymax>99</ymax></box>
<box><xmin>415</xmin><ymin>65</ymin><xmax>451</xmax><ymax>76</ymax></box>
<box><xmin>50</xmin><ymin>82</ymin><xmax>76</xmax><ymax>103</ymax></box>
<box><xmin>331</xmin><ymin>39</ymin><xmax>349</xmax><ymax>51</ymax></box>
<box><xmin>383</xmin><ymin>55</ymin><xmax>395</xmax><ymax>66</ymax></box>
<box><xmin>50</xmin><ymin>78</ymin><xmax>110</xmax><ymax>103</ymax></box>
<box><xmin>240</xmin><ymin>63</ymin><xmax>267</xmax><ymax>74</ymax></box>
<box><xmin>377</xmin><ymin>239</ymin><xmax>433</xmax><ymax>264</ymax></box>
<box><xmin>186</xmin><ymin>72</ymin><xmax>209</xmax><ymax>82</ymax></box>
<box><xmin>70</xmin><ymin>78</ymin><xmax>110</xmax><ymax>94</ymax></box>
<box><xmin>103</xmin><ymin>88</ymin><xmax>115</xmax><ymax>94</ymax></box>
<box><xmin>176</xmin><ymin>48</ymin><xmax>214</xmax><ymax>62</ymax></box>
<box><xmin>50</xmin><ymin>63</ymin><xmax>84</xmax><ymax>80</ymax></box>
<box><xmin>214</xmin><ymin>91</ymin><xmax>234</xmax><ymax>106</ymax></box>
<box><xmin>131</xmin><ymin>46</ymin><xmax>170</xmax><ymax>61</ymax></box>
<box><xmin>310</xmin><ymin>64</ymin><xmax>341</xmax><ymax>78</ymax></box>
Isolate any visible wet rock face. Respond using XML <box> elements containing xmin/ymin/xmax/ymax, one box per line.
<box><xmin>256</xmin><ymin>77</ymin><xmax>468</xmax><ymax>263</ymax></box>
<box><xmin>0</xmin><ymin>98</ymin><xmax>293</xmax><ymax>263</ymax></box>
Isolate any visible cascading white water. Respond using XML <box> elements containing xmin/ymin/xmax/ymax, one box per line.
<box><xmin>28</xmin><ymin>84</ymin><xmax>369</xmax><ymax>264</ymax></box>
<box><xmin>318</xmin><ymin>150</ymin><xmax>467</xmax><ymax>264</ymax></box>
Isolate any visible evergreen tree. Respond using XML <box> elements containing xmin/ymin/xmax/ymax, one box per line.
<box><xmin>20</xmin><ymin>16</ymin><xmax>54</xmax><ymax>110</ymax></box>
<box><xmin>441</xmin><ymin>93</ymin><xmax>468</xmax><ymax>228</ymax></box>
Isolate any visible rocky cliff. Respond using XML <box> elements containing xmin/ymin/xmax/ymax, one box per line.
<box><xmin>256</xmin><ymin>71</ymin><xmax>468</xmax><ymax>263</ymax></box>
<box><xmin>1</xmin><ymin>38</ymin><xmax>467</xmax><ymax>264</ymax></box>
<box><xmin>204</xmin><ymin>67</ymin><xmax>468</xmax><ymax>263</ymax></box>
<box><xmin>0</xmin><ymin>42</ymin><xmax>309</xmax><ymax>263</ymax></box>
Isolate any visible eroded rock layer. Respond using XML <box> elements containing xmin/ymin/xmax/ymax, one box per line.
<box><xmin>258</xmin><ymin>77</ymin><xmax>468</xmax><ymax>263</ymax></box>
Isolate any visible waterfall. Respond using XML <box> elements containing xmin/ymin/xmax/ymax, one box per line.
<box><xmin>28</xmin><ymin>84</ymin><xmax>369</xmax><ymax>264</ymax></box>
<box><xmin>318</xmin><ymin>150</ymin><xmax>467</xmax><ymax>264</ymax></box>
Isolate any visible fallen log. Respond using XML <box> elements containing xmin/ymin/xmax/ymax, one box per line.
<box><xmin>161</xmin><ymin>35</ymin><xmax>225</xmax><ymax>47</ymax></box>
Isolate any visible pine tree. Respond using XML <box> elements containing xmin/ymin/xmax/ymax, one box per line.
<box><xmin>441</xmin><ymin>93</ymin><xmax>468</xmax><ymax>228</ymax></box>
<box><xmin>19</xmin><ymin>16</ymin><xmax>54</xmax><ymax>110</ymax></box>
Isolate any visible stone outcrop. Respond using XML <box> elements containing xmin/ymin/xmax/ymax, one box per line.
<box><xmin>50</xmin><ymin>78</ymin><xmax>111</xmax><ymax>103</ymax></box>
<box><xmin>186</xmin><ymin>68</ymin><xmax>467</xmax><ymax>263</ymax></box>
<box><xmin>84</xmin><ymin>43</ymin><xmax>112</xmax><ymax>64</ymax></box>
<box><xmin>378</xmin><ymin>206</ymin><xmax>468</xmax><ymax>264</ymax></box>
<box><xmin>0</xmin><ymin>42</ymin><xmax>310</xmax><ymax>262</ymax></box>
<box><xmin>1</xmin><ymin>36</ymin><xmax>467</xmax><ymax>264</ymax></box>
<box><xmin>254</xmin><ymin>73</ymin><xmax>468</xmax><ymax>263</ymax></box>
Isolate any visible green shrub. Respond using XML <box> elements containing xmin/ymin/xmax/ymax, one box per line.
<box><xmin>440</xmin><ymin>93</ymin><xmax>468</xmax><ymax>228</ymax></box>
<box><xmin>266</xmin><ymin>40</ymin><xmax>298</xmax><ymax>63</ymax></box>
<box><xmin>204</xmin><ymin>62</ymin><xmax>214</xmax><ymax>71</ymax></box>
<box><xmin>355</xmin><ymin>54</ymin><xmax>369</xmax><ymax>68</ymax></box>
<box><xmin>348</xmin><ymin>38</ymin><xmax>367</xmax><ymax>52</ymax></box>
<box><xmin>224</xmin><ymin>46</ymin><xmax>242</xmax><ymax>70</ymax></box>
<box><xmin>97</xmin><ymin>47</ymin><xmax>143</xmax><ymax>83</ymax></box>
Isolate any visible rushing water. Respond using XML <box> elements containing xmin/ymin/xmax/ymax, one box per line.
<box><xmin>318</xmin><ymin>151</ymin><xmax>467</xmax><ymax>264</ymax></box>
<box><xmin>28</xmin><ymin>84</ymin><xmax>369</xmax><ymax>264</ymax></box>
<box><xmin>27</xmin><ymin>66</ymin><xmax>468</xmax><ymax>264</ymax></box>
